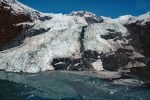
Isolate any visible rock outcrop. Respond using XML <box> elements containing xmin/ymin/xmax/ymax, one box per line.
<box><xmin>0</xmin><ymin>0</ymin><xmax>150</xmax><ymax>79</ymax></box>
<box><xmin>0</xmin><ymin>0</ymin><xmax>32</xmax><ymax>44</ymax></box>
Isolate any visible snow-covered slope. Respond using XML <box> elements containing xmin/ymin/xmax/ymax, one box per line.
<box><xmin>69</xmin><ymin>11</ymin><xmax>104</xmax><ymax>24</ymax></box>
<box><xmin>112</xmin><ymin>12</ymin><xmax>150</xmax><ymax>25</ymax></box>
<box><xmin>83</xmin><ymin>22</ymin><xmax>127</xmax><ymax>54</ymax></box>
<box><xmin>0</xmin><ymin>0</ymin><xmax>150</xmax><ymax>74</ymax></box>
<box><xmin>0</xmin><ymin>13</ymin><xmax>88</xmax><ymax>73</ymax></box>
<box><xmin>112</xmin><ymin>15</ymin><xmax>136</xmax><ymax>25</ymax></box>
<box><xmin>0</xmin><ymin>0</ymin><xmax>40</xmax><ymax>20</ymax></box>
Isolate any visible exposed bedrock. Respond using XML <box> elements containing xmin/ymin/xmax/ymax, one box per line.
<box><xmin>102</xmin><ymin>48</ymin><xmax>148</xmax><ymax>71</ymax></box>
<box><xmin>0</xmin><ymin>1</ymin><xmax>32</xmax><ymax>44</ymax></box>
<box><xmin>122</xmin><ymin>21</ymin><xmax>150</xmax><ymax>79</ymax></box>
<box><xmin>125</xmin><ymin>22</ymin><xmax>150</xmax><ymax>58</ymax></box>
<box><xmin>0</xmin><ymin>0</ymin><xmax>52</xmax><ymax>51</ymax></box>
<box><xmin>52</xmin><ymin>58</ymin><xmax>93</xmax><ymax>71</ymax></box>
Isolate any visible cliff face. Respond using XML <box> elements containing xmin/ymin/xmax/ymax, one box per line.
<box><xmin>123</xmin><ymin>16</ymin><xmax>150</xmax><ymax>79</ymax></box>
<box><xmin>0</xmin><ymin>0</ymin><xmax>32</xmax><ymax>44</ymax></box>
<box><xmin>0</xmin><ymin>0</ymin><xmax>150</xmax><ymax>77</ymax></box>
<box><xmin>125</xmin><ymin>21</ymin><xmax>150</xmax><ymax>57</ymax></box>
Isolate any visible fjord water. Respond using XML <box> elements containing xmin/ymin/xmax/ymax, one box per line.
<box><xmin>0</xmin><ymin>71</ymin><xmax>150</xmax><ymax>100</ymax></box>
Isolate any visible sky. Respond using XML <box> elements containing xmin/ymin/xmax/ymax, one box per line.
<box><xmin>19</xmin><ymin>0</ymin><xmax>150</xmax><ymax>18</ymax></box>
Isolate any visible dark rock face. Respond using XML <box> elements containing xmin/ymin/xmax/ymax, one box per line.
<box><xmin>84</xmin><ymin>50</ymin><xmax>100</xmax><ymax>61</ymax></box>
<box><xmin>102</xmin><ymin>53</ymin><xmax>129</xmax><ymax>71</ymax></box>
<box><xmin>53</xmin><ymin>51</ymin><xmax>103</xmax><ymax>71</ymax></box>
<box><xmin>0</xmin><ymin>1</ymin><xmax>32</xmax><ymax>44</ymax></box>
<box><xmin>142</xmin><ymin>22</ymin><xmax>150</xmax><ymax>50</ymax></box>
<box><xmin>99</xmin><ymin>20</ymin><xmax>150</xmax><ymax>75</ymax></box>
<box><xmin>102</xmin><ymin>49</ymin><xmax>146</xmax><ymax>71</ymax></box>
<box><xmin>125</xmin><ymin>22</ymin><xmax>150</xmax><ymax>57</ymax></box>
<box><xmin>137</xmin><ymin>22</ymin><xmax>150</xmax><ymax>57</ymax></box>
<box><xmin>52</xmin><ymin>58</ymin><xmax>94</xmax><ymax>71</ymax></box>
<box><xmin>26</xmin><ymin>27</ymin><xmax>51</xmax><ymax>37</ymax></box>
<box><xmin>85</xmin><ymin>17</ymin><xmax>103</xmax><ymax>24</ymax></box>
<box><xmin>38</xmin><ymin>14</ymin><xmax>52</xmax><ymax>21</ymax></box>
<box><xmin>52</xmin><ymin>58</ymin><xmax>72</xmax><ymax>70</ymax></box>
<box><xmin>121</xmin><ymin>21</ymin><xmax>150</xmax><ymax>79</ymax></box>
<box><xmin>0</xmin><ymin>0</ymin><xmax>52</xmax><ymax>51</ymax></box>
<box><xmin>70</xmin><ymin>11</ymin><xmax>104</xmax><ymax>24</ymax></box>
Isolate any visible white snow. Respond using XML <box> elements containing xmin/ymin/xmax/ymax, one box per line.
<box><xmin>0</xmin><ymin>0</ymin><xmax>40</xmax><ymax>20</ymax></box>
<box><xmin>112</xmin><ymin>12</ymin><xmax>150</xmax><ymax>25</ymax></box>
<box><xmin>137</xmin><ymin>12</ymin><xmax>150</xmax><ymax>25</ymax></box>
<box><xmin>84</xmin><ymin>22</ymin><xmax>128</xmax><ymax>54</ymax></box>
<box><xmin>112</xmin><ymin>15</ymin><xmax>136</xmax><ymax>25</ymax></box>
<box><xmin>0</xmin><ymin>13</ymin><xmax>87</xmax><ymax>73</ymax></box>
<box><xmin>70</xmin><ymin>11</ymin><xmax>97</xmax><ymax>18</ymax></box>
<box><xmin>69</xmin><ymin>11</ymin><xmax>103</xmax><ymax>23</ymax></box>
<box><xmin>33</xmin><ymin>14</ymin><xmax>88</xmax><ymax>31</ymax></box>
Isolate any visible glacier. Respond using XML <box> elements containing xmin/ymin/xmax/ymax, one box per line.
<box><xmin>0</xmin><ymin>0</ymin><xmax>150</xmax><ymax>75</ymax></box>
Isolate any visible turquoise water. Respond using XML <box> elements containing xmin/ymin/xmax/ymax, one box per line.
<box><xmin>0</xmin><ymin>71</ymin><xmax>150</xmax><ymax>100</ymax></box>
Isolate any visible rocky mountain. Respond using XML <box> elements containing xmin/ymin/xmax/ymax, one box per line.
<box><xmin>0</xmin><ymin>0</ymin><xmax>150</xmax><ymax>81</ymax></box>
